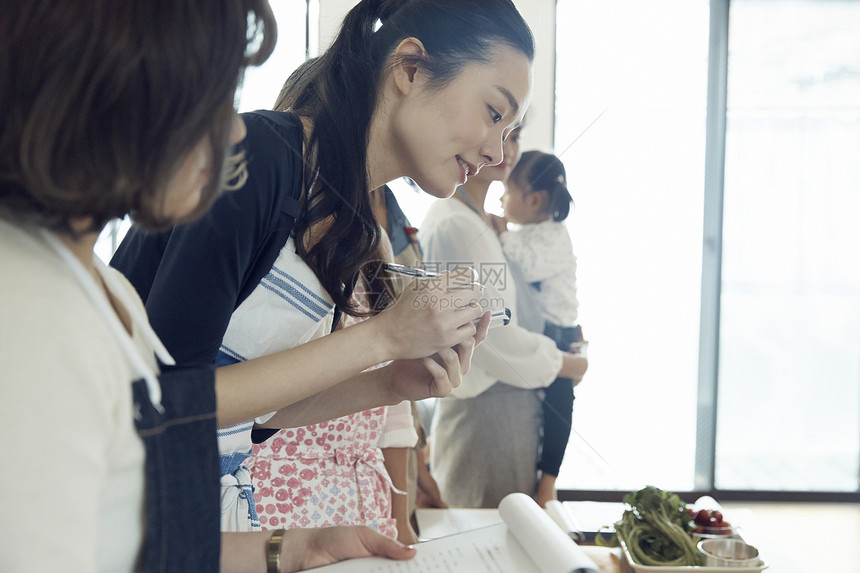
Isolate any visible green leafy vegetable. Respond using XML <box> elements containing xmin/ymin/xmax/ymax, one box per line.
<box><xmin>595</xmin><ymin>486</ymin><xmax>703</xmax><ymax>567</ymax></box>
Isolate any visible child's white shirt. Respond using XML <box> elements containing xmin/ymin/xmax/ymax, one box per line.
<box><xmin>500</xmin><ymin>219</ymin><xmax>579</xmax><ymax>325</ymax></box>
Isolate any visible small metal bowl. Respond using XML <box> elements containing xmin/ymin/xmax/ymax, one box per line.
<box><xmin>697</xmin><ymin>538</ymin><xmax>760</xmax><ymax>567</ymax></box>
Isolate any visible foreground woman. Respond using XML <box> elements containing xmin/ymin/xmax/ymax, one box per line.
<box><xmin>0</xmin><ymin>1</ymin><xmax>459</xmax><ymax>571</ymax></box>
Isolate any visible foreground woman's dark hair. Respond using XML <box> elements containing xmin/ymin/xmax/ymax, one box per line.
<box><xmin>0</xmin><ymin>0</ymin><xmax>276</xmax><ymax>233</ymax></box>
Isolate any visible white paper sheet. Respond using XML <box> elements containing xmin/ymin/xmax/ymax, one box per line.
<box><xmin>499</xmin><ymin>493</ymin><xmax>601</xmax><ymax>573</ymax></box>
<box><xmin>416</xmin><ymin>508</ymin><xmax>504</xmax><ymax>539</ymax></box>
<box><xmin>306</xmin><ymin>524</ymin><xmax>541</xmax><ymax>572</ymax></box>
<box><xmin>305</xmin><ymin>494</ymin><xmax>600</xmax><ymax>573</ymax></box>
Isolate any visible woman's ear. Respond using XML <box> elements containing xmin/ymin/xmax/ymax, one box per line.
<box><xmin>391</xmin><ymin>37</ymin><xmax>428</xmax><ymax>95</ymax></box>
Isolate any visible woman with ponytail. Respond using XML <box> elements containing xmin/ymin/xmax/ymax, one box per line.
<box><xmin>110</xmin><ymin>0</ymin><xmax>533</xmax><ymax>538</ymax></box>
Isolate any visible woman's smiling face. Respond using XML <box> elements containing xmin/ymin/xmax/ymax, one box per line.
<box><xmin>390</xmin><ymin>43</ymin><xmax>532</xmax><ymax>198</ymax></box>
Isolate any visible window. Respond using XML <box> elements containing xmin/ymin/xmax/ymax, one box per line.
<box><xmin>236</xmin><ymin>0</ymin><xmax>316</xmax><ymax>113</ymax></box>
<box><xmin>556</xmin><ymin>0</ymin><xmax>860</xmax><ymax>497</ymax></box>
<box><xmin>717</xmin><ymin>0</ymin><xmax>860</xmax><ymax>492</ymax></box>
<box><xmin>554</xmin><ymin>0</ymin><xmax>710</xmax><ymax>491</ymax></box>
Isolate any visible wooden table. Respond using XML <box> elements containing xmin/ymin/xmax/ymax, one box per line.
<box><xmin>581</xmin><ymin>546</ymin><xmax>623</xmax><ymax>573</ymax></box>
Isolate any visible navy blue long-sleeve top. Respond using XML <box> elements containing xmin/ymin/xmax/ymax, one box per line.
<box><xmin>111</xmin><ymin>111</ymin><xmax>305</xmax><ymax>368</ymax></box>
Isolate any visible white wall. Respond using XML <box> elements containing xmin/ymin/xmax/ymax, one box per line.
<box><xmin>510</xmin><ymin>0</ymin><xmax>556</xmax><ymax>152</ymax></box>
<box><xmin>316</xmin><ymin>0</ymin><xmax>556</xmax><ymax>151</ymax></box>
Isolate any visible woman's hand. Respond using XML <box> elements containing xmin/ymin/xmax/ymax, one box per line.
<box><xmin>387</xmin><ymin>311</ymin><xmax>489</xmax><ymax>401</ymax></box>
<box><xmin>387</xmin><ymin>349</ymin><xmax>464</xmax><ymax>403</ymax></box>
<box><xmin>279</xmin><ymin>526</ymin><xmax>415</xmax><ymax>572</ymax></box>
<box><xmin>416</xmin><ymin>461</ymin><xmax>448</xmax><ymax>509</ymax></box>
<box><xmin>254</xmin><ymin>311</ymin><xmax>488</xmax><ymax>430</ymax></box>
<box><xmin>376</xmin><ymin>267</ymin><xmax>486</xmax><ymax>360</ymax></box>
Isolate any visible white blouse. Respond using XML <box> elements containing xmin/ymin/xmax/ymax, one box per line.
<box><xmin>0</xmin><ymin>218</ymin><xmax>166</xmax><ymax>572</ymax></box>
<box><xmin>419</xmin><ymin>198</ymin><xmax>563</xmax><ymax>399</ymax></box>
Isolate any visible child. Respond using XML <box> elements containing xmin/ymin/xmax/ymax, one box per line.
<box><xmin>497</xmin><ymin>151</ymin><xmax>583</xmax><ymax>508</ymax></box>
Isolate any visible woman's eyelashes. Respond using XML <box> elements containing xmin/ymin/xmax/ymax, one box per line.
<box><xmin>488</xmin><ymin>105</ymin><xmax>503</xmax><ymax>124</ymax></box>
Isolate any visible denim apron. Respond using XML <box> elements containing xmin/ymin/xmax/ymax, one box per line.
<box><xmin>43</xmin><ymin>230</ymin><xmax>220</xmax><ymax>572</ymax></box>
<box><xmin>132</xmin><ymin>367</ymin><xmax>220</xmax><ymax>572</ymax></box>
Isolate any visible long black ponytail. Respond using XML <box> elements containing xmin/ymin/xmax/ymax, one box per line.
<box><xmin>278</xmin><ymin>0</ymin><xmax>533</xmax><ymax>314</ymax></box>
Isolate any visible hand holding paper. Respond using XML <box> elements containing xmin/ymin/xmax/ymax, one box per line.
<box><xmin>306</xmin><ymin>493</ymin><xmax>601</xmax><ymax>573</ymax></box>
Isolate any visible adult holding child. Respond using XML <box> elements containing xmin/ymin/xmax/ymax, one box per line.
<box><xmin>420</xmin><ymin>127</ymin><xmax>589</xmax><ymax>509</ymax></box>
<box><xmin>111</xmin><ymin>0</ymin><xmax>533</xmax><ymax>541</ymax></box>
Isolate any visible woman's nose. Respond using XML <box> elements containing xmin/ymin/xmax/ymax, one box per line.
<box><xmin>480</xmin><ymin>135</ymin><xmax>504</xmax><ymax>167</ymax></box>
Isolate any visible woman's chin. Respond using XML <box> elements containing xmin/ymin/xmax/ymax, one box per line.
<box><xmin>481</xmin><ymin>166</ymin><xmax>507</xmax><ymax>183</ymax></box>
<box><xmin>419</xmin><ymin>180</ymin><xmax>458</xmax><ymax>199</ymax></box>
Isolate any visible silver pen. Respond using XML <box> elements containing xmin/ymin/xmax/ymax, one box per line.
<box><xmin>383</xmin><ymin>262</ymin><xmax>481</xmax><ymax>292</ymax></box>
<box><xmin>382</xmin><ymin>263</ymin><xmax>510</xmax><ymax>328</ymax></box>
<box><xmin>382</xmin><ymin>262</ymin><xmax>440</xmax><ymax>278</ymax></box>
<box><xmin>485</xmin><ymin>307</ymin><xmax>512</xmax><ymax>329</ymax></box>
